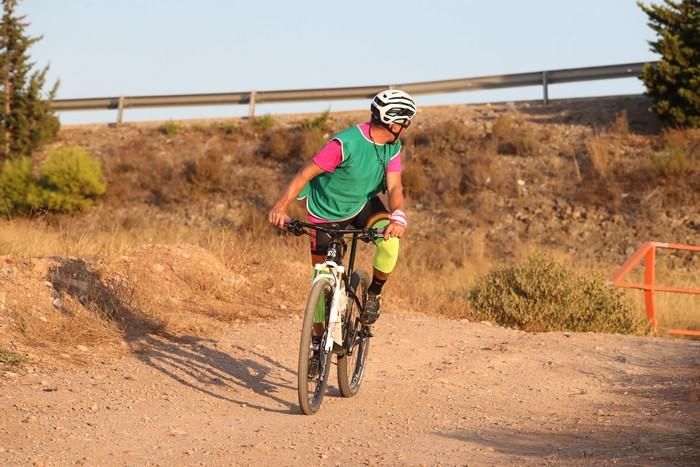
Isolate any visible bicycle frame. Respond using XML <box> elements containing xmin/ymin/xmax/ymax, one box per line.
<box><xmin>287</xmin><ymin>220</ymin><xmax>379</xmax><ymax>353</ymax></box>
<box><xmin>312</xmin><ymin>259</ymin><xmax>344</xmax><ymax>353</ymax></box>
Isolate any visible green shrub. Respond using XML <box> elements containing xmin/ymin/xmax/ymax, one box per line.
<box><xmin>253</xmin><ymin>114</ymin><xmax>274</xmax><ymax>131</ymax></box>
<box><xmin>649</xmin><ymin>128</ymin><xmax>699</xmax><ymax>176</ymax></box>
<box><xmin>301</xmin><ymin>109</ymin><xmax>331</xmax><ymax>131</ymax></box>
<box><xmin>650</xmin><ymin>145</ymin><xmax>692</xmax><ymax>176</ymax></box>
<box><xmin>468</xmin><ymin>252</ymin><xmax>647</xmax><ymax>334</ymax></box>
<box><xmin>0</xmin><ymin>146</ymin><xmax>106</xmax><ymax>216</ymax></box>
<box><xmin>0</xmin><ymin>347</ymin><xmax>25</xmax><ymax>367</ymax></box>
<box><xmin>39</xmin><ymin>146</ymin><xmax>106</xmax><ymax>211</ymax></box>
<box><xmin>0</xmin><ymin>157</ymin><xmax>41</xmax><ymax>215</ymax></box>
<box><xmin>218</xmin><ymin>122</ymin><xmax>236</xmax><ymax>135</ymax></box>
<box><xmin>160</xmin><ymin>120</ymin><xmax>179</xmax><ymax>135</ymax></box>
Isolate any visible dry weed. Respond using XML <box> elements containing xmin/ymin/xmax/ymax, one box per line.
<box><xmin>585</xmin><ymin>132</ymin><xmax>618</xmax><ymax>179</ymax></box>
<box><xmin>260</xmin><ymin>128</ymin><xmax>292</xmax><ymax>161</ymax></box>
<box><xmin>183</xmin><ymin>151</ymin><xmax>228</xmax><ymax>193</ymax></box>
<box><xmin>610</xmin><ymin>111</ymin><xmax>630</xmax><ymax>137</ymax></box>
<box><xmin>491</xmin><ymin>114</ymin><xmax>540</xmax><ymax>157</ymax></box>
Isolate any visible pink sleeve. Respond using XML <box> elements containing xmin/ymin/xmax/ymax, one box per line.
<box><xmin>312</xmin><ymin>140</ymin><xmax>342</xmax><ymax>172</ymax></box>
<box><xmin>386</xmin><ymin>152</ymin><xmax>402</xmax><ymax>173</ymax></box>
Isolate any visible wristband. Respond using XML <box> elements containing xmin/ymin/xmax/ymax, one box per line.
<box><xmin>390</xmin><ymin>209</ymin><xmax>407</xmax><ymax>227</ymax></box>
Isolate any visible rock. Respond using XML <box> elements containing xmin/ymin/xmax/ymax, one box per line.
<box><xmin>52</xmin><ymin>298</ymin><xmax>62</xmax><ymax>308</ymax></box>
<box><xmin>77</xmin><ymin>345</ymin><xmax>89</xmax><ymax>352</ymax></box>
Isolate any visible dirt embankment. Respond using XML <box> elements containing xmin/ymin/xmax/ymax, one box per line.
<box><xmin>48</xmin><ymin>94</ymin><xmax>700</xmax><ymax>269</ymax></box>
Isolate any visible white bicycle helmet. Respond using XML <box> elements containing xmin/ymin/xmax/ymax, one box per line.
<box><xmin>370</xmin><ymin>89</ymin><xmax>417</xmax><ymax>126</ymax></box>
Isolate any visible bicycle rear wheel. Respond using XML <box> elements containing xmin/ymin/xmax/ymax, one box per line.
<box><xmin>298</xmin><ymin>277</ymin><xmax>334</xmax><ymax>415</ymax></box>
<box><xmin>337</xmin><ymin>270</ymin><xmax>371</xmax><ymax>397</ymax></box>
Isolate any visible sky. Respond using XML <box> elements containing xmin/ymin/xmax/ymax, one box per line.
<box><xmin>19</xmin><ymin>0</ymin><xmax>659</xmax><ymax>125</ymax></box>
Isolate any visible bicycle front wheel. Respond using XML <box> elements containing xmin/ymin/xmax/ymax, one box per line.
<box><xmin>337</xmin><ymin>270</ymin><xmax>371</xmax><ymax>397</ymax></box>
<box><xmin>298</xmin><ymin>277</ymin><xmax>334</xmax><ymax>415</ymax></box>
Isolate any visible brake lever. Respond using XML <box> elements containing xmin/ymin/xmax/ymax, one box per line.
<box><xmin>285</xmin><ymin>221</ymin><xmax>306</xmax><ymax>237</ymax></box>
<box><xmin>363</xmin><ymin>228</ymin><xmax>385</xmax><ymax>243</ymax></box>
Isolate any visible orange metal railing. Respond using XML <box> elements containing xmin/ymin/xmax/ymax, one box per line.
<box><xmin>612</xmin><ymin>242</ymin><xmax>700</xmax><ymax>336</ymax></box>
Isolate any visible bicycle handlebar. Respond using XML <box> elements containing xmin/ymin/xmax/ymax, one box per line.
<box><xmin>284</xmin><ymin>219</ymin><xmax>384</xmax><ymax>240</ymax></box>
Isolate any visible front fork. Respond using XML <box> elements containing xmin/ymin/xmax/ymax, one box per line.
<box><xmin>312</xmin><ymin>262</ymin><xmax>346</xmax><ymax>352</ymax></box>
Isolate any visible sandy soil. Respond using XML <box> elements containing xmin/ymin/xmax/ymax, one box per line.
<box><xmin>2</xmin><ymin>313</ymin><xmax>699</xmax><ymax>466</ymax></box>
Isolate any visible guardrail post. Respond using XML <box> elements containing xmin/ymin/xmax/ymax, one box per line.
<box><xmin>248</xmin><ymin>91</ymin><xmax>257</xmax><ymax>120</ymax></box>
<box><xmin>116</xmin><ymin>96</ymin><xmax>125</xmax><ymax>125</ymax></box>
<box><xmin>542</xmin><ymin>72</ymin><xmax>549</xmax><ymax>104</ymax></box>
<box><xmin>644</xmin><ymin>246</ymin><xmax>657</xmax><ymax>327</ymax></box>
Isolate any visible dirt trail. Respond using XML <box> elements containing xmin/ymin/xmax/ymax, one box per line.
<box><xmin>2</xmin><ymin>313</ymin><xmax>699</xmax><ymax>466</ymax></box>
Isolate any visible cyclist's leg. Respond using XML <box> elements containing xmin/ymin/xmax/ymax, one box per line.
<box><xmin>353</xmin><ymin>197</ymin><xmax>399</xmax><ymax>277</ymax></box>
<box><xmin>307</xmin><ymin>217</ymin><xmax>332</xmax><ymax>336</ymax></box>
<box><xmin>352</xmin><ymin>198</ymin><xmax>399</xmax><ymax>324</ymax></box>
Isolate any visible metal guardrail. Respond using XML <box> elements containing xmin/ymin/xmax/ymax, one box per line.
<box><xmin>51</xmin><ymin>61</ymin><xmax>652</xmax><ymax>124</ymax></box>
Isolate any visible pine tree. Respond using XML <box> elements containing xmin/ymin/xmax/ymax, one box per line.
<box><xmin>0</xmin><ymin>0</ymin><xmax>59</xmax><ymax>160</ymax></box>
<box><xmin>639</xmin><ymin>0</ymin><xmax>700</xmax><ymax>127</ymax></box>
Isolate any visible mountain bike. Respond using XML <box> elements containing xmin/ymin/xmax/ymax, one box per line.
<box><xmin>285</xmin><ymin>219</ymin><xmax>380</xmax><ymax>415</ymax></box>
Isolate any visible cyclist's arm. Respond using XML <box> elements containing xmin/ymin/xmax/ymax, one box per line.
<box><xmin>383</xmin><ymin>171</ymin><xmax>406</xmax><ymax>239</ymax></box>
<box><xmin>386</xmin><ymin>171</ymin><xmax>405</xmax><ymax>214</ymax></box>
<box><xmin>269</xmin><ymin>161</ymin><xmax>325</xmax><ymax>228</ymax></box>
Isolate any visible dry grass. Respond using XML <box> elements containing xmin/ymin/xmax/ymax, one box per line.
<box><xmin>648</xmin><ymin>128</ymin><xmax>700</xmax><ymax>177</ymax></box>
<box><xmin>609</xmin><ymin>111</ymin><xmax>630</xmax><ymax>137</ymax></box>
<box><xmin>490</xmin><ymin>113</ymin><xmax>540</xmax><ymax>157</ymax></box>
<box><xmin>585</xmin><ymin>131</ymin><xmax>617</xmax><ymax>179</ymax></box>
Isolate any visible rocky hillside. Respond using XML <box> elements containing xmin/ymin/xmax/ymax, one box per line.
<box><xmin>49</xmin><ymin>94</ymin><xmax>699</xmax><ymax>268</ymax></box>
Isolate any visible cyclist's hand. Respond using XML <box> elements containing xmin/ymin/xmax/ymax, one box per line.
<box><xmin>268</xmin><ymin>206</ymin><xmax>288</xmax><ymax>229</ymax></box>
<box><xmin>384</xmin><ymin>222</ymin><xmax>405</xmax><ymax>240</ymax></box>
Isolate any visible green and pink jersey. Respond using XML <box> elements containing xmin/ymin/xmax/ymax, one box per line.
<box><xmin>298</xmin><ymin>122</ymin><xmax>402</xmax><ymax>222</ymax></box>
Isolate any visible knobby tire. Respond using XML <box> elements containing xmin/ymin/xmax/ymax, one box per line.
<box><xmin>337</xmin><ymin>270</ymin><xmax>371</xmax><ymax>397</ymax></box>
<box><xmin>298</xmin><ymin>278</ymin><xmax>333</xmax><ymax>415</ymax></box>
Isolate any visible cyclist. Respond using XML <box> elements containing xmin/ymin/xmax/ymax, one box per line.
<box><xmin>268</xmin><ymin>89</ymin><xmax>416</xmax><ymax>325</ymax></box>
